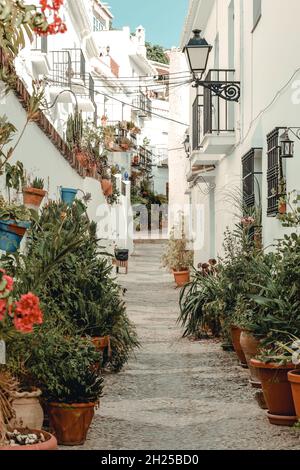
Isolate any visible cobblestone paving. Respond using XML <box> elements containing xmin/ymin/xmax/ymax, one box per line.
<box><xmin>70</xmin><ymin>242</ymin><xmax>300</xmax><ymax>450</ymax></box>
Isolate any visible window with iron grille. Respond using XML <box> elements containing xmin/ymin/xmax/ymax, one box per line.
<box><xmin>242</xmin><ymin>148</ymin><xmax>262</xmax><ymax>207</ymax></box>
<box><xmin>242</xmin><ymin>149</ymin><xmax>255</xmax><ymax>208</ymax></box>
<box><xmin>267</xmin><ymin>128</ymin><xmax>280</xmax><ymax>217</ymax></box>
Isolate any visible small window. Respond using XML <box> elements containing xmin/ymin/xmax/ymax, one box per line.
<box><xmin>242</xmin><ymin>148</ymin><xmax>262</xmax><ymax>209</ymax></box>
<box><xmin>253</xmin><ymin>0</ymin><xmax>262</xmax><ymax>31</ymax></box>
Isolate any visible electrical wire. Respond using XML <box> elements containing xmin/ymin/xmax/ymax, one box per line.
<box><xmin>235</xmin><ymin>66</ymin><xmax>300</xmax><ymax>148</ymax></box>
<box><xmin>45</xmin><ymin>75</ymin><xmax>191</xmax><ymax>126</ymax></box>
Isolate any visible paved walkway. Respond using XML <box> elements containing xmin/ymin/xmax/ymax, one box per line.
<box><xmin>77</xmin><ymin>243</ymin><xmax>300</xmax><ymax>450</ymax></box>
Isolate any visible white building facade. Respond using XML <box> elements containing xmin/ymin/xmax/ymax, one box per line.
<box><xmin>177</xmin><ymin>0</ymin><xmax>300</xmax><ymax>264</ymax></box>
<box><xmin>0</xmin><ymin>0</ymin><xmax>172</xmax><ymax>250</ymax></box>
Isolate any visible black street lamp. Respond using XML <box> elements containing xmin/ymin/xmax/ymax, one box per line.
<box><xmin>183</xmin><ymin>29</ymin><xmax>212</xmax><ymax>78</ymax></box>
<box><xmin>183</xmin><ymin>30</ymin><xmax>241</xmax><ymax>102</ymax></box>
<box><xmin>280</xmin><ymin>129</ymin><xmax>294</xmax><ymax>158</ymax></box>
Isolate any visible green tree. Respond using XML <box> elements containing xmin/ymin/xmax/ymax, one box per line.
<box><xmin>146</xmin><ymin>42</ymin><xmax>169</xmax><ymax>65</ymax></box>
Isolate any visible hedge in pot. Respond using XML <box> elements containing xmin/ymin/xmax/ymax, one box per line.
<box><xmin>10</xmin><ymin>333</ymin><xmax>104</xmax><ymax>446</ymax></box>
<box><xmin>162</xmin><ymin>225</ymin><xmax>193</xmax><ymax>287</ymax></box>
<box><xmin>23</xmin><ymin>177</ymin><xmax>46</xmax><ymax>210</ymax></box>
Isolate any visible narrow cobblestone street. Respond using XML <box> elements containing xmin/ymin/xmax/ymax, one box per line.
<box><xmin>77</xmin><ymin>243</ymin><xmax>300</xmax><ymax>450</ymax></box>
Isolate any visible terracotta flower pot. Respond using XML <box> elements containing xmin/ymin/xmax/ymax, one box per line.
<box><xmin>92</xmin><ymin>336</ymin><xmax>111</xmax><ymax>353</ymax></box>
<box><xmin>48</xmin><ymin>402</ymin><xmax>95</xmax><ymax>446</ymax></box>
<box><xmin>11</xmin><ymin>389</ymin><xmax>44</xmax><ymax>430</ymax></box>
<box><xmin>173</xmin><ymin>270</ymin><xmax>190</xmax><ymax>287</ymax></box>
<box><xmin>288</xmin><ymin>370</ymin><xmax>300</xmax><ymax>418</ymax></box>
<box><xmin>278</xmin><ymin>202</ymin><xmax>287</xmax><ymax>215</ymax></box>
<box><xmin>230</xmin><ymin>326</ymin><xmax>248</xmax><ymax>368</ymax></box>
<box><xmin>251</xmin><ymin>359</ymin><xmax>297</xmax><ymax>426</ymax></box>
<box><xmin>23</xmin><ymin>188</ymin><xmax>46</xmax><ymax>209</ymax></box>
<box><xmin>0</xmin><ymin>429</ymin><xmax>57</xmax><ymax>451</ymax></box>
<box><xmin>101</xmin><ymin>179</ymin><xmax>113</xmax><ymax>197</ymax></box>
<box><xmin>240</xmin><ymin>330</ymin><xmax>261</xmax><ymax>388</ymax></box>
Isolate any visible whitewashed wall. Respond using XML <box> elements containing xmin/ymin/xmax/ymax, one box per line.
<box><xmin>182</xmin><ymin>0</ymin><xmax>300</xmax><ymax>260</ymax></box>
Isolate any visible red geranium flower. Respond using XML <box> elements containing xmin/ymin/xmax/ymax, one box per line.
<box><xmin>14</xmin><ymin>293</ymin><xmax>43</xmax><ymax>333</ymax></box>
<box><xmin>0</xmin><ymin>299</ymin><xmax>6</xmax><ymax>321</ymax></box>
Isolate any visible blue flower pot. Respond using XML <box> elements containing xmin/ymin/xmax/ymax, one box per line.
<box><xmin>0</xmin><ymin>219</ymin><xmax>31</xmax><ymax>253</ymax></box>
<box><xmin>61</xmin><ymin>188</ymin><xmax>78</xmax><ymax>206</ymax></box>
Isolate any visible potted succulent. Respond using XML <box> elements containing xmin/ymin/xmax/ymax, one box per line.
<box><xmin>162</xmin><ymin>224</ymin><xmax>193</xmax><ymax>287</ymax></box>
<box><xmin>23</xmin><ymin>177</ymin><xmax>46</xmax><ymax>210</ymax></box>
<box><xmin>0</xmin><ymin>198</ymin><xmax>32</xmax><ymax>253</ymax></box>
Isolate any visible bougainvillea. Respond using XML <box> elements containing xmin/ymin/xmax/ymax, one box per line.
<box><xmin>0</xmin><ymin>270</ymin><xmax>43</xmax><ymax>336</ymax></box>
<box><xmin>35</xmin><ymin>0</ymin><xmax>67</xmax><ymax>36</ymax></box>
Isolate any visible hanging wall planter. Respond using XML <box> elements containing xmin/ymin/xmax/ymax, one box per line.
<box><xmin>23</xmin><ymin>188</ymin><xmax>46</xmax><ymax>209</ymax></box>
<box><xmin>0</xmin><ymin>219</ymin><xmax>31</xmax><ymax>253</ymax></box>
<box><xmin>60</xmin><ymin>188</ymin><xmax>78</xmax><ymax>206</ymax></box>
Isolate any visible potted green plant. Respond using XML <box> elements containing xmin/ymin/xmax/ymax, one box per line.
<box><xmin>23</xmin><ymin>177</ymin><xmax>46</xmax><ymax>210</ymax></box>
<box><xmin>162</xmin><ymin>223</ymin><xmax>193</xmax><ymax>287</ymax></box>
<box><xmin>0</xmin><ymin>198</ymin><xmax>32</xmax><ymax>253</ymax></box>
<box><xmin>24</xmin><ymin>336</ymin><xmax>104</xmax><ymax>446</ymax></box>
<box><xmin>0</xmin><ymin>269</ymin><xmax>54</xmax><ymax>450</ymax></box>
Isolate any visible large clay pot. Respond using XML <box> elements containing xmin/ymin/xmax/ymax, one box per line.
<box><xmin>240</xmin><ymin>330</ymin><xmax>261</xmax><ymax>388</ymax></box>
<box><xmin>23</xmin><ymin>187</ymin><xmax>46</xmax><ymax>209</ymax></box>
<box><xmin>230</xmin><ymin>326</ymin><xmax>248</xmax><ymax>368</ymax></box>
<box><xmin>251</xmin><ymin>359</ymin><xmax>297</xmax><ymax>426</ymax></box>
<box><xmin>48</xmin><ymin>402</ymin><xmax>95</xmax><ymax>446</ymax></box>
<box><xmin>288</xmin><ymin>370</ymin><xmax>300</xmax><ymax>418</ymax></box>
<box><xmin>173</xmin><ymin>270</ymin><xmax>190</xmax><ymax>287</ymax></box>
<box><xmin>0</xmin><ymin>429</ymin><xmax>57</xmax><ymax>451</ymax></box>
<box><xmin>12</xmin><ymin>389</ymin><xmax>44</xmax><ymax>430</ymax></box>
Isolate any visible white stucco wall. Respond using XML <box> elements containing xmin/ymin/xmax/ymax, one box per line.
<box><xmin>168</xmin><ymin>49</ymin><xmax>190</xmax><ymax>232</ymax></box>
<box><xmin>182</xmin><ymin>0</ymin><xmax>300</xmax><ymax>259</ymax></box>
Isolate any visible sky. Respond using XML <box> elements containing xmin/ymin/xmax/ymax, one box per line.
<box><xmin>106</xmin><ymin>0</ymin><xmax>189</xmax><ymax>48</ymax></box>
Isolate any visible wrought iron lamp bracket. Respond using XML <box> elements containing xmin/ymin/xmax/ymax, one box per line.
<box><xmin>192</xmin><ymin>79</ymin><xmax>241</xmax><ymax>102</ymax></box>
<box><xmin>287</xmin><ymin>127</ymin><xmax>300</xmax><ymax>141</ymax></box>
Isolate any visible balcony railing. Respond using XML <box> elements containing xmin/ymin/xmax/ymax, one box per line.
<box><xmin>133</xmin><ymin>91</ymin><xmax>151</xmax><ymax>118</ymax></box>
<box><xmin>192</xmin><ymin>69</ymin><xmax>236</xmax><ymax>151</ymax></box>
<box><xmin>49</xmin><ymin>48</ymin><xmax>86</xmax><ymax>88</ymax></box>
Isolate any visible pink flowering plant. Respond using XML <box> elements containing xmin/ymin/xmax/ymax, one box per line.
<box><xmin>0</xmin><ymin>269</ymin><xmax>43</xmax><ymax>341</ymax></box>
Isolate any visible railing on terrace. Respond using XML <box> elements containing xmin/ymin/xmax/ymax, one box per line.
<box><xmin>0</xmin><ymin>48</ymin><xmax>95</xmax><ymax>180</ymax></box>
<box><xmin>133</xmin><ymin>91</ymin><xmax>151</xmax><ymax>117</ymax></box>
<box><xmin>192</xmin><ymin>69</ymin><xmax>236</xmax><ymax>151</ymax></box>
<box><xmin>49</xmin><ymin>48</ymin><xmax>86</xmax><ymax>88</ymax></box>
